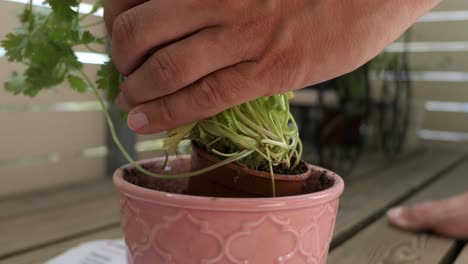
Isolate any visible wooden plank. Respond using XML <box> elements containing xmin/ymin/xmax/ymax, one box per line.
<box><xmin>455</xmin><ymin>244</ymin><xmax>468</xmax><ymax>264</ymax></box>
<box><xmin>407</xmin><ymin>51</ymin><xmax>468</xmax><ymax>72</ymax></box>
<box><xmin>332</xmin><ymin>150</ymin><xmax>465</xmax><ymax>246</ymax></box>
<box><xmin>421</xmin><ymin>140</ymin><xmax>468</xmax><ymax>152</ymax></box>
<box><xmin>347</xmin><ymin>148</ymin><xmax>424</xmax><ymax>183</ymax></box>
<box><xmin>0</xmin><ymin>111</ymin><xmax>105</xmax><ymax>160</ymax></box>
<box><xmin>422</xmin><ymin>111</ymin><xmax>468</xmax><ymax>132</ymax></box>
<box><xmin>412</xmin><ymin>81</ymin><xmax>468</xmax><ymax>102</ymax></box>
<box><xmin>0</xmin><ymin>227</ymin><xmax>122</xmax><ymax>264</ymax></box>
<box><xmin>0</xmin><ymin>157</ymin><xmax>106</xmax><ymax>197</ymax></box>
<box><xmin>0</xmin><ymin>178</ymin><xmax>114</xmax><ymax>220</ymax></box>
<box><xmin>329</xmin><ymin>156</ymin><xmax>468</xmax><ymax>264</ymax></box>
<box><xmin>434</xmin><ymin>0</ymin><xmax>468</xmax><ymax>11</ymax></box>
<box><xmin>403</xmin><ymin>21</ymin><xmax>468</xmax><ymax>42</ymax></box>
<box><xmin>0</xmin><ymin>192</ymin><xmax>119</xmax><ymax>258</ymax></box>
<box><xmin>370</xmin><ymin>80</ymin><xmax>468</xmax><ymax>102</ymax></box>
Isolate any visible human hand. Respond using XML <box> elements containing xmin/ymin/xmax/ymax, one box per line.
<box><xmin>105</xmin><ymin>0</ymin><xmax>439</xmax><ymax>134</ymax></box>
<box><xmin>387</xmin><ymin>192</ymin><xmax>468</xmax><ymax>239</ymax></box>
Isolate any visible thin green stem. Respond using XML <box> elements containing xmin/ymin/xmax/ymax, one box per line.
<box><xmin>260</xmin><ymin>139</ymin><xmax>290</xmax><ymax>149</ymax></box>
<box><xmin>266</xmin><ymin>147</ymin><xmax>276</xmax><ymax>197</ymax></box>
<box><xmin>79</xmin><ymin>69</ymin><xmax>253</xmax><ymax>179</ymax></box>
<box><xmin>84</xmin><ymin>44</ymin><xmax>100</xmax><ymax>53</ymax></box>
<box><xmin>80</xmin><ymin>12</ymin><xmax>93</xmax><ymax>21</ymax></box>
<box><xmin>211</xmin><ymin>148</ymin><xmax>239</xmax><ymax>157</ymax></box>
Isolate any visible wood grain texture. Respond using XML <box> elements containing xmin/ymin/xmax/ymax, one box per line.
<box><xmin>434</xmin><ymin>0</ymin><xmax>468</xmax><ymax>11</ymax></box>
<box><xmin>404</xmin><ymin>21</ymin><xmax>468</xmax><ymax>42</ymax></box>
<box><xmin>422</xmin><ymin>111</ymin><xmax>468</xmax><ymax>133</ymax></box>
<box><xmin>454</xmin><ymin>244</ymin><xmax>468</xmax><ymax>264</ymax></box>
<box><xmin>0</xmin><ymin>111</ymin><xmax>105</xmax><ymax>161</ymax></box>
<box><xmin>329</xmin><ymin>155</ymin><xmax>468</xmax><ymax>264</ymax></box>
<box><xmin>346</xmin><ymin>148</ymin><xmax>425</xmax><ymax>183</ymax></box>
<box><xmin>407</xmin><ymin>51</ymin><xmax>468</xmax><ymax>72</ymax></box>
<box><xmin>421</xmin><ymin>141</ymin><xmax>468</xmax><ymax>152</ymax></box>
<box><xmin>0</xmin><ymin>227</ymin><xmax>121</xmax><ymax>264</ymax></box>
<box><xmin>332</xmin><ymin>150</ymin><xmax>465</xmax><ymax>245</ymax></box>
<box><xmin>0</xmin><ymin>192</ymin><xmax>119</xmax><ymax>258</ymax></box>
<box><xmin>0</xmin><ymin>157</ymin><xmax>106</xmax><ymax>199</ymax></box>
<box><xmin>411</xmin><ymin>81</ymin><xmax>468</xmax><ymax>102</ymax></box>
<box><xmin>0</xmin><ymin>178</ymin><xmax>114</xmax><ymax>220</ymax></box>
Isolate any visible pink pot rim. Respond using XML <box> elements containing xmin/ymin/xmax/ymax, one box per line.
<box><xmin>113</xmin><ymin>156</ymin><xmax>344</xmax><ymax>212</ymax></box>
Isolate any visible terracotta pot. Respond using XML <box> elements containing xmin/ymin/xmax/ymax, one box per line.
<box><xmin>188</xmin><ymin>146</ymin><xmax>313</xmax><ymax>197</ymax></box>
<box><xmin>113</xmin><ymin>156</ymin><xmax>344</xmax><ymax>264</ymax></box>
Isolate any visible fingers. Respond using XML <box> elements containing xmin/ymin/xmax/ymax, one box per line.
<box><xmin>387</xmin><ymin>202</ymin><xmax>438</xmax><ymax>232</ymax></box>
<box><xmin>387</xmin><ymin>192</ymin><xmax>468</xmax><ymax>239</ymax></box>
<box><xmin>103</xmin><ymin>0</ymin><xmax>146</xmax><ymax>34</ymax></box>
<box><xmin>116</xmin><ymin>27</ymin><xmax>250</xmax><ymax>111</ymax></box>
<box><xmin>125</xmin><ymin>62</ymin><xmax>263</xmax><ymax>134</ymax></box>
<box><xmin>110</xmin><ymin>1</ymin><xmax>222</xmax><ymax>75</ymax></box>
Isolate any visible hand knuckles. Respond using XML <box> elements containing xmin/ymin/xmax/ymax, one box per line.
<box><xmin>112</xmin><ymin>10</ymin><xmax>137</xmax><ymax>44</ymax></box>
<box><xmin>121</xmin><ymin>90</ymin><xmax>139</xmax><ymax>107</ymax></box>
<box><xmin>149</xmin><ymin>50</ymin><xmax>181</xmax><ymax>87</ymax></box>
<box><xmin>117</xmin><ymin>86</ymin><xmax>137</xmax><ymax>108</ymax></box>
<box><xmin>158</xmin><ymin>99</ymin><xmax>179</xmax><ymax>125</ymax></box>
<box><xmin>194</xmin><ymin>75</ymin><xmax>229</xmax><ymax>109</ymax></box>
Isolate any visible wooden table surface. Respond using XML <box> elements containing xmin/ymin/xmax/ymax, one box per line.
<box><xmin>1</xmin><ymin>148</ymin><xmax>467</xmax><ymax>264</ymax></box>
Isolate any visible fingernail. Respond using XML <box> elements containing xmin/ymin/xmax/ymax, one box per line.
<box><xmin>387</xmin><ymin>207</ymin><xmax>402</xmax><ymax>219</ymax></box>
<box><xmin>128</xmin><ymin>111</ymin><xmax>148</xmax><ymax>131</ymax></box>
<box><xmin>387</xmin><ymin>207</ymin><xmax>410</xmax><ymax>227</ymax></box>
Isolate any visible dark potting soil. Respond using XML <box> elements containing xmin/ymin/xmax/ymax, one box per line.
<box><xmin>268</xmin><ymin>160</ymin><xmax>308</xmax><ymax>175</ymax></box>
<box><xmin>303</xmin><ymin>170</ymin><xmax>335</xmax><ymax>193</ymax></box>
<box><xmin>123</xmin><ymin>160</ymin><xmax>335</xmax><ymax>197</ymax></box>
<box><xmin>123</xmin><ymin>161</ymin><xmax>190</xmax><ymax>195</ymax></box>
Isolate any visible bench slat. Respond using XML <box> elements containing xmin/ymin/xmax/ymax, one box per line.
<box><xmin>0</xmin><ymin>227</ymin><xmax>121</xmax><ymax>264</ymax></box>
<box><xmin>0</xmin><ymin>178</ymin><xmax>115</xmax><ymax>220</ymax></box>
<box><xmin>332</xmin><ymin>150</ymin><xmax>465</xmax><ymax>246</ymax></box>
<box><xmin>455</xmin><ymin>244</ymin><xmax>468</xmax><ymax>264</ymax></box>
<box><xmin>329</xmin><ymin>157</ymin><xmax>468</xmax><ymax>263</ymax></box>
<box><xmin>0</xmin><ymin>194</ymin><xmax>119</xmax><ymax>258</ymax></box>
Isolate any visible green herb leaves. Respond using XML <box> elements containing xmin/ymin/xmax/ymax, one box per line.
<box><xmin>67</xmin><ymin>74</ymin><xmax>87</xmax><ymax>93</ymax></box>
<box><xmin>1</xmin><ymin>0</ymin><xmax>120</xmax><ymax>97</ymax></box>
<box><xmin>97</xmin><ymin>60</ymin><xmax>123</xmax><ymax>100</ymax></box>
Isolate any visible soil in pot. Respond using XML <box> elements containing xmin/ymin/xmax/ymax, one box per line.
<box><xmin>123</xmin><ymin>156</ymin><xmax>335</xmax><ymax>198</ymax></box>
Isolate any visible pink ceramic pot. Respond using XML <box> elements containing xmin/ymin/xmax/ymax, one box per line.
<box><xmin>113</xmin><ymin>156</ymin><xmax>344</xmax><ymax>264</ymax></box>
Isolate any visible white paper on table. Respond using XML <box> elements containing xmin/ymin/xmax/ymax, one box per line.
<box><xmin>45</xmin><ymin>239</ymin><xmax>126</xmax><ymax>264</ymax></box>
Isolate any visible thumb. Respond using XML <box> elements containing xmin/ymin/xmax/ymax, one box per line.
<box><xmin>387</xmin><ymin>202</ymin><xmax>440</xmax><ymax>232</ymax></box>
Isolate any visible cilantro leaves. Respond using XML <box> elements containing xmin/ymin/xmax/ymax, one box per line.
<box><xmin>1</xmin><ymin>0</ymin><xmax>122</xmax><ymax>98</ymax></box>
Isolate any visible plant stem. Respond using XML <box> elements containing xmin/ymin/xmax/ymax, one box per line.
<box><xmin>84</xmin><ymin>44</ymin><xmax>100</xmax><ymax>53</ymax></box>
<box><xmin>266</xmin><ymin>147</ymin><xmax>276</xmax><ymax>197</ymax></box>
<box><xmin>78</xmin><ymin>69</ymin><xmax>253</xmax><ymax>179</ymax></box>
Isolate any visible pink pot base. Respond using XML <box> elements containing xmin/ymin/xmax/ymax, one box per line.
<box><xmin>114</xmin><ymin>156</ymin><xmax>344</xmax><ymax>264</ymax></box>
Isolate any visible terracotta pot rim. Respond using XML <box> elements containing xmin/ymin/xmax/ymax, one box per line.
<box><xmin>113</xmin><ymin>156</ymin><xmax>344</xmax><ymax>212</ymax></box>
<box><xmin>193</xmin><ymin>145</ymin><xmax>311</xmax><ymax>180</ymax></box>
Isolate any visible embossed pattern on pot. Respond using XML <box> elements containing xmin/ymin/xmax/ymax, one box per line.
<box><xmin>115</xmin><ymin>157</ymin><xmax>344</xmax><ymax>264</ymax></box>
